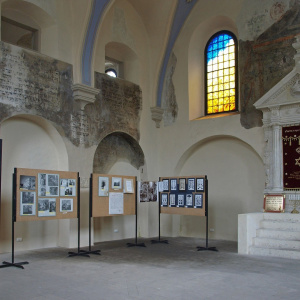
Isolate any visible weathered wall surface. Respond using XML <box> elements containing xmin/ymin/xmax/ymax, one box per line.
<box><xmin>239</xmin><ymin>1</ymin><xmax>299</xmax><ymax>128</ymax></box>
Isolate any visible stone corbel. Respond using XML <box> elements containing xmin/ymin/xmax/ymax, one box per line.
<box><xmin>150</xmin><ymin>106</ymin><xmax>164</xmax><ymax>128</ymax></box>
<box><xmin>72</xmin><ymin>83</ymin><xmax>100</xmax><ymax>110</ymax></box>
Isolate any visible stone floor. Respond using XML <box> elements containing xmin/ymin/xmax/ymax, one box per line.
<box><xmin>1</xmin><ymin>237</ymin><xmax>300</xmax><ymax>300</ymax></box>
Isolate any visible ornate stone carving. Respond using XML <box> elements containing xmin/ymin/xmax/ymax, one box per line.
<box><xmin>150</xmin><ymin>106</ymin><xmax>164</xmax><ymax>128</ymax></box>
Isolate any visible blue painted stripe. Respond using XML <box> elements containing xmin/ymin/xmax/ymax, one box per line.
<box><xmin>156</xmin><ymin>0</ymin><xmax>197</xmax><ymax>107</ymax></box>
<box><xmin>82</xmin><ymin>0</ymin><xmax>110</xmax><ymax>86</ymax></box>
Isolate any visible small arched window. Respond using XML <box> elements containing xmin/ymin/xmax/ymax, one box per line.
<box><xmin>205</xmin><ymin>31</ymin><xmax>238</xmax><ymax>115</ymax></box>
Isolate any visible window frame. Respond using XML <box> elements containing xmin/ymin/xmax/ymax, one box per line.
<box><xmin>204</xmin><ymin>30</ymin><xmax>238</xmax><ymax>116</ymax></box>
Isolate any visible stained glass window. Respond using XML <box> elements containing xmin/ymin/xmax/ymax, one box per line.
<box><xmin>205</xmin><ymin>31</ymin><xmax>238</xmax><ymax>115</ymax></box>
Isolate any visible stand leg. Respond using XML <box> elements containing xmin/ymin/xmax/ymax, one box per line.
<box><xmin>151</xmin><ymin>201</ymin><xmax>168</xmax><ymax>244</ymax></box>
<box><xmin>0</xmin><ymin>261</ymin><xmax>29</xmax><ymax>269</ymax></box>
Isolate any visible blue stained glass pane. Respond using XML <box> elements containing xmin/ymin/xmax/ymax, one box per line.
<box><xmin>213</xmin><ymin>43</ymin><xmax>218</xmax><ymax>50</ymax></box>
<box><xmin>207</xmin><ymin>52</ymin><xmax>212</xmax><ymax>60</ymax></box>
<box><xmin>207</xmin><ymin>45</ymin><xmax>213</xmax><ymax>52</ymax></box>
<box><xmin>207</xmin><ymin>33</ymin><xmax>234</xmax><ymax>63</ymax></box>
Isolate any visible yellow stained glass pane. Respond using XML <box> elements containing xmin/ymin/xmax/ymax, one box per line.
<box><xmin>230</xmin><ymin>75</ymin><xmax>235</xmax><ymax>82</ymax></box>
<box><xmin>230</xmin><ymin>96</ymin><xmax>235</xmax><ymax>103</ymax></box>
<box><xmin>224</xmin><ymin>76</ymin><xmax>229</xmax><ymax>83</ymax></box>
<box><xmin>213</xmin><ymin>78</ymin><xmax>218</xmax><ymax>86</ymax></box>
<box><xmin>230</xmin><ymin>89</ymin><xmax>235</xmax><ymax>96</ymax></box>
<box><xmin>207</xmin><ymin>107</ymin><xmax>213</xmax><ymax>114</ymax></box>
<box><xmin>230</xmin><ymin>60</ymin><xmax>235</xmax><ymax>67</ymax></box>
<box><xmin>213</xmin><ymin>92</ymin><xmax>218</xmax><ymax>99</ymax></box>
<box><xmin>224</xmin><ymin>83</ymin><xmax>229</xmax><ymax>89</ymax></box>
<box><xmin>208</xmin><ymin>73</ymin><xmax>213</xmax><ymax>80</ymax></box>
<box><xmin>218</xmin><ymin>105</ymin><xmax>224</xmax><ymax>112</ymax></box>
<box><xmin>224</xmin><ymin>97</ymin><xmax>229</xmax><ymax>104</ymax></box>
<box><xmin>224</xmin><ymin>62</ymin><xmax>229</xmax><ymax>69</ymax></box>
<box><xmin>208</xmin><ymin>93</ymin><xmax>213</xmax><ymax>100</ymax></box>
<box><xmin>208</xmin><ymin>65</ymin><xmax>213</xmax><ymax>72</ymax></box>
<box><xmin>229</xmin><ymin>45</ymin><xmax>235</xmax><ymax>53</ymax></box>
<box><xmin>219</xmin><ymin>84</ymin><xmax>224</xmax><ymax>90</ymax></box>
<box><xmin>229</xmin><ymin>67</ymin><xmax>235</xmax><ymax>75</ymax></box>
<box><xmin>230</xmin><ymin>103</ymin><xmax>235</xmax><ymax>110</ymax></box>
<box><xmin>213</xmin><ymin>99</ymin><xmax>219</xmax><ymax>106</ymax></box>
<box><xmin>207</xmin><ymin>79</ymin><xmax>212</xmax><ymax>86</ymax></box>
<box><xmin>213</xmin><ymin>71</ymin><xmax>218</xmax><ymax>78</ymax></box>
<box><xmin>213</xmin><ymin>85</ymin><xmax>218</xmax><ymax>92</ymax></box>
<box><xmin>223</xmin><ymin>54</ymin><xmax>228</xmax><ymax>62</ymax></box>
<box><xmin>224</xmin><ymin>90</ymin><xmax>229</xmax><ymax>97</ymax></box>
<box><xmin>208</xmin><ymin>100</ymin><xmax>213</xmax><ymax>107</ymax></box>
<box><xmin>207</xmin><ymin>86</ymin><xmax>212</xmax><ymax>93</ymax></box>
<box><xmin>219</xmin><ymin>98</ymin><xmax>224</xmax><ymax>105</ymax></box>
<box><xmin>224</xmin><ymin>68</ymin><xmax>229</xmax><ymax>75</ymax></box>
<box><xmin>230</xmin><ymin>82</ymin><xmax>235</xmax><ymax>89</ymax></box>
<box><xmin>219</xmin><ymin>70</ymin><xmax>223</xmax><ymax>77</ymax></box>
<box><xmin>213</xmin><ymin>64</ymin><xmax>218</xmax><ymax>71</ymax></box>
<box><xmin>219</xmin><ymin>91</ymin><xmax>224</xmax><ymax>98</ymax></box>
<box><xmin>219</xmin><ymin>63</ymin><xmax>223</xmax><ymax>69</ymax></box>
<box><xmin>213</xmin><ymin>106</ymin><xmax>219</xmax><ymax>113</ymax></box>
<box><xmin>224</xmin><ymin>104</ymin><xmax>230</xmax><ymax>111</ymax></box>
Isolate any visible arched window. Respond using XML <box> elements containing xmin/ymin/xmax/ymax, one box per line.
<box><xmin>205</xmin><ymin>31</ymin><xmax>238</xmax><ymax>115</ymax></box>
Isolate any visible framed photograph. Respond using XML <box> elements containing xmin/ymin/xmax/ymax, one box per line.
<box><xmin>46</xmin><ymin>174</ymin><xmax>59</xmax><ymax>196</ymax></box>
<box><xmin>196</xmin><ymin>178</ymin><xmax>204</xmax><ymax>192</ymax></box>
<box><xmin>177</xmin><ymin>194</ymin><xmax>185</xmax><ymax>207</ymax></box>
<box><xmin>124</xmin><ymin>178</ymin><xmax>134</xmax><ymax>194</ymax></box>
<box><xmin>185</xmin><ymin>194</ymin><xmax>193</xmax><ymax>208</ymax></box>
<box><xmin>98</xmin><ymin>176</ymin><xmax>109</xmax><ymax>196</ymax></box>
<box><xmin>38</xmin><ymin>198</ymin><xmax>56</xmax><ymax>217</ymax></box>
<box><xmin>179</xmin><ymin>178</ymin><xmax>186</xmax><ymax>191</ymax></box>
<box><xmin>60</xmin><ymin>198</ymin><xmax>73</xmax><ymax>212</ymax></box>
<box><xmin>20</xmin><ymin>175</ymin><xmax>36</xmax><ymax>190</ymax></box>
<box><xmin>161</xmin><ymin>193</ymin><xmax>168</xmax><ymax>207</ymax></box>
<box><xmin>60</xmin><ymin>178</ymin><xmax>76</xmax><ymax>196</ymax></box>
<box><xmin>187</xmin><ymin>178</ymin><xmax>195</xmax><ymax>191</ymax></box>
<box><xmin>263</xmin><ymin>194</ymin><xmax>285</xmax><ymax>213</ymax></box>
<box><xmin>162</xmin><ymin>179</ymin><xmax>169</xmax><ymax>192</ymax></box>
<box><xmin>112</xmin><ymin>177</ymin><xmax>122</xmax><ymax>190</ymax></box>
<box><xmin>170</xmin><ymin>178</ymin><xmax>177</xmax><ymax>191</ymax></box>
<box><xmin>20</xmin><ymin>191</ymin><xmax>36</xmax><ymax>216</ymax></box>
<box><xmin>38</xmin><ymin>173</ymin><xmax>46</xmax><ymax>196</ymax></box>
<box><xmin>169</xmin><ymin>193</ymin><xmax>176</xmax><ymax>207</ymax></box>
<box><xmin>139</xmin><ymin>181</ymin><xmax>158</xmax><ymax>202</ymax></box>
<box><xmin>194</xmin><ymin>193</ymin><xmax>203</xmax><ymax>208</ymax></box>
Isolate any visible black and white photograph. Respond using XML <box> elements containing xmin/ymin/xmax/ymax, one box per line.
<box><xmin>196</xmin><ymin>178</ymin><xmax>204</xmax><ymax>192</ymax></box>
<box><xmin>194</xmin><ymin>193</ymin><xmax>203</xmax><ymax>208</ymax></box>
<box><xmin>60</xmin><ymin>178</ymin><xmax>76</xmax><ymax>196</ymax></box>
<box><xmin>99</xmin><ymin>176</ymin><xmax>109</xmax><ymax>196</ymax></box>
<box><xmin>161</xmin><ymin>193</ymin><xmax>168</xmax><ymax>207</ymax></box>
<box><xmin>20</xmin><ymin>175</ymin><xmax>36</xmax><ymax>190</ymax></box>
<box><xmin>185</xmin><ymin>194</ymin><xmax>193</xmax><ymax>207</ymax></box>
<box><xmin>47</xmin><ymin>174</ymin><xmax>59</xmax><ymax>186</ymax></box>
<box><xmin>169</xmin><ymin>193</ymin><xmax>176</xmax><ymax>207</ymax></box>
<box><xmin>187</xmin><ymin>178</ymin><xmax>195</xmax><ymax>191</ymax></box>
<box><xmin>124</xmin><ymin>178</ymin><xmax>134</xmax><ymax>193</ymax></box>
<box><xmin>60</xmin><ymin>198</ymin><xmax>73</xmax><ymax>212</ymax></box>
<box><xmin>49</xmin><ymin>186</ymin><xmax>59</xmax><ymax>196</ymax></box>
<box><xmin>38</xmin><ymin>198</ymin><xmax>56</xmax><ymax>217</ymax></box>
<box><xmin>139</xmin><ymin>181</ymin><xmax>158</xmax><ymax>202</ymax></box>
<box><xmin>177</xmin><ymin>194</ymin><xmax>185</xmax><ymax>207</ymax></box>
<box><xmin>21</xmin><ymin>204</ymin><xmax>36</xmax><ymax>216</ymax></box>
<box><xmin>112</xmin><ymin>177</ymin><xmax>122</xmax><ymax>190</ymax></box>
<box><xmin>179</xmin><ymin>178</ymin><xmax>186</xmax><ymax>191</ymax></box>
<box><xmin>170</xmin><ymin>178</ymin><xmax>177</xmax><ymax>191</ymax></box>
<box><xmin>38</xmin><ymin>173</ymin><xmax>46</xmax><ymax>196</ymax></box>
<box><xmin>21</xmin><ymin>191</ymin><xmax>36</xmax><ymax>204</ymax></box>
<box><xmin>162</xmin><ymin>179</ymin><xmax>169</xmax><ymax>192</ymax></box>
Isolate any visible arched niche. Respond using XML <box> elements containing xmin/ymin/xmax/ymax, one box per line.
<box><xmin>1</xmin><ymin>0</ymin><xmax>57</xmax><ymax>54</ymax></box>
<box><xmin>92</xmin><ymin>132</ymin><xmax>145</xmax><ymax>242</ymax></box>
<box><xmin>0</xmin><ymin>114</ymin><xmax>69</xmax><ymax>253</ymax></box>
<box><xmin>173</xmin><ymin>135</ymin><xmax>264</xmax><ymax>241</ymax></box>
<box><xmin>188</xmin><ymin>15</ymin><xmax>238</xmax><ymax>120</ymax></box>
<box><xmin>93</xmin><ymin>132</ymin><xmax>144</xmax><ymax>175</ymax></box>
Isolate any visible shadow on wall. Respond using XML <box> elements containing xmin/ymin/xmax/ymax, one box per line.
<box><xmin>174</xmin><ymin>135</ymin><xmax>265</xmax><ymax>241</ymax></box>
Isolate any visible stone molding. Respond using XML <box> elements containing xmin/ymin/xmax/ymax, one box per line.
<box><xmin>72</xmin><ymin>83</ymin><xmax>100</xmax><ymax>110</ymax></box>
<box><xmin>150</xmin><ymin>106</ymin><xmax>164</xmax><ymax>128</ymax></box>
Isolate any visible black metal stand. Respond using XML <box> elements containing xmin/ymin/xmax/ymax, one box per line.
<box><xmin>81</xmin><ymin>175</ymin><xmax>101</xmax><ymax>255</ymax></box>
<box><xmin>68</xmin><ymin>175</ymin><xmax>90</xmax><ymax>257</ymax></box>
<box><xmin>127</xmin><ymin>179</ymin><xmax>146</xmax><ymax>247</ymax></box>
<box><xmin>1</xmin><ymin>171</ymin><xmax>29</xmax><ymax>269</ymax></box>
<box><xmin>151</xmin><ymin>179</ymin><xmax>168</xmax><ymax>244</ymax></box>
<box><xmin>197</xmin><ymin>176</ymin><xmax>217</xmax><ymax>252</ymax></box>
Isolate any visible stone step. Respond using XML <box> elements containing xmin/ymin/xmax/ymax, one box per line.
<box><xmin>253</xmin><ymin>237</ymin><xmax>300</xmax><ymax>250</ymax></box>
<box><xmin>262</xmin><ymin>213</ymin><xmax>300</xmax><ymax>222</ymax></box>
<box><xmin>260</xmin><ymin>220</ymin><xmax>300</xmax><ymax>231</ymax></box>
<box><xmin>249</xmin><ymin>246</ymin><xmax>300</xmax><ymax>260</ymax></box>
<box><xmin>256</xmin><ymin>228</ymin><xmax>300</xmax><ymax>240</ymax></box>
